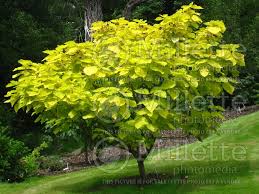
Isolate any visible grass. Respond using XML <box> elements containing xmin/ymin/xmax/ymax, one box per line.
<box><xmin>1</xmin><ymin>111</ymin><xmax>259</xmax><ymax>194</ymax></box>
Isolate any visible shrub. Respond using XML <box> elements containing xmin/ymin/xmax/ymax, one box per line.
<box><xmin>0</xmin><ymin>133</ymin><xmax>29</xmax><ymax>182</ymax></box>
<box><xmin>0</xmin><ymin>132</ymin><xmax>47</xmax><ymax>182</ymax></box>
<box><xmin>22</xmin><ymin>142</ymin><xmax>48</xmax><ymax>177</ymax></box>
<box><xmin>39</xmin><ymin>156</ymin><xmax>65</xmax><ymax>172</ymax></box>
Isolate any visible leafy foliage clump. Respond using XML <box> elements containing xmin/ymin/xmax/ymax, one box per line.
<box><xmin>0</xmin><ymin>132</ymin><xmax>47</xmax><ymax>182</ymax></box>
<box><xmin>0</xmin><ymin>133</ymin><xmax>29</xmax><ymax>182</ymax></box>
<box><xmin>39</xmin><ymin>156</ymin><xmax>65</xmax><ymax>172</ymax></box>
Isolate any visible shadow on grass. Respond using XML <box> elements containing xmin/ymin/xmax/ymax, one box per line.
<box><xmin>52</xmin><ymin>159</ymin><xmax>252</xmax><ymax>194</ymax></box>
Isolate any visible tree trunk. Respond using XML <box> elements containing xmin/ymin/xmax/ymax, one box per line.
<box><xmin>123</xmin><ymin>0</ymin><xmax>147</xmax><ymax>20</ymax></box>
<box><xmin>84</xmin><ymin>0</ymin><xmax>103</xmax><ymax>41</ymax></box>
<box><xmin>137</xmin><ymin>160</ymin><xmax>145</xmax><ymax>178</ymax></box>
<box><xmin>84</xmin><ymin>138</ymin><xmax>90</xmax><ymax>164</ymax></box>
<box><xmin>137</xmin><ymin>160</ymin><xmax>145</xmax><ymax>185</ymax></box>
<box><xmin>85</xmin><ymin>149</ymin><xmax>89</xmax><ymax>164</ymax></box>
<box><xmin>82</xmin><ymin>127</ymin><xmax>93</xmax><ymax>165</ymax></box>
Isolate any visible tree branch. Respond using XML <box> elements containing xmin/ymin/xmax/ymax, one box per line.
<box><xmin>123</xmin><ymin>0</ymin><xmax>147</xmax><ymax>20</ymax></box>
<box><xmin>84</xmin><ymin>0</ymin><xmax>103</xmax><ymax>41</ymax></box>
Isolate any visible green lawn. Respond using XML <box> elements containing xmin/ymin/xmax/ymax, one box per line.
<box><xmin>1</xmin><ymin>111</ymin><xmax>259</xmax><ymax>194</ymax></box>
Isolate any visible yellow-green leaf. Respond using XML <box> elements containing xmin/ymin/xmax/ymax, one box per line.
<box><xmin>161</xmin><ymin>80</ymin><xmax>176</xmax><ymax>89</ymax></box>
<box><xmin>207</xmin><ymin>27</ymin><xmax>221</xmax><ymax>35</ymax></box>
<box><xmin>152</xmin><ymin>90</ymin><xmax>167</xmax><ymax>98</ymax></box>
<box><xmin>83</xmin><ymin>113</ymin><xmax>95</xmax><ymax>119</ymax></box>
<box><xmin>192</xmin><ymin>15</ymin><xmax>202</xmax><ymax>22</ymax></box>
<box><xmin>135</xmin><ymin>67</ymin><xmax>147</xmax><ymax>78</ymax></box>
<box><xmin>108</xmin><ymin>45</ymin><xmax>120</xmax><ymax>53</ymax></box>
<box><xmin>134</xmin><ymin>88</ymin><xmax>149</xmax><ymax>95</ymax></box>
<box><xmin>168</xmin><ymin>90</ymin><xmax>179</xmax><ymax>100</ymax></box>
<box><xmin>223</xmin><ymin>82</ymin><xmax>235</xmax><ymax>94</ymax></box>
<box><xmin>200</xmin><ymin>68</ymin><xmax>209</xmax><ymax>77</ymax></box>
<box><xmin>146</xmin><ymin>123</ymin><xmax>156</xmax><ymax>132</ymax></box>
<box><xmin>135</xmin><ymin>117</ymin><xmax>149</xmax><ymax>129</ymax></box>
<box><xmin>140</xmin><ymin>100</ymin><xmax>159</xmax><ymax>113</ymax></box>
<box><xmin>84</xmin><ymin>66</ymin><xmax>98</xmax><ymax>75</ymax></box>
<box><xmin>68</xmin><ymin>110</ymin><xmax>77</xmax><ymax>119</ymax></box>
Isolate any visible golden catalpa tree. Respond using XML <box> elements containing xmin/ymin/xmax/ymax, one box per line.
<box><xmin>5</xmin><ymin>3</ymin><xmax>244</xmax><ymax>178</ymax></box>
